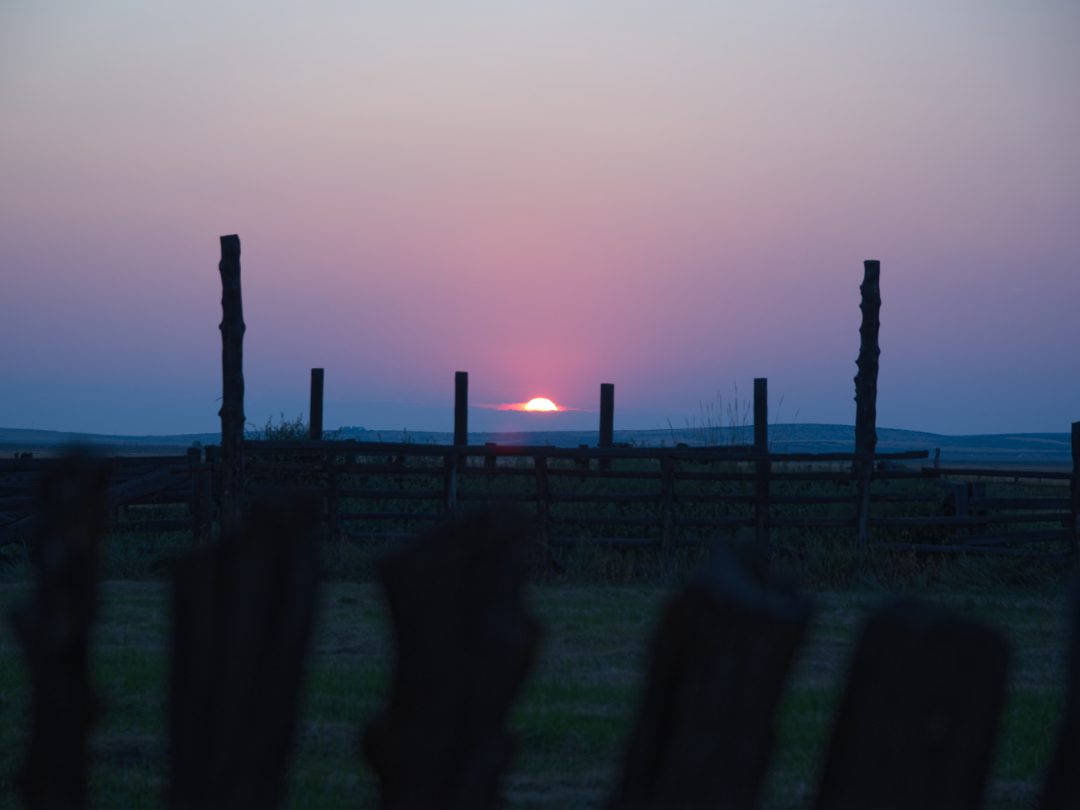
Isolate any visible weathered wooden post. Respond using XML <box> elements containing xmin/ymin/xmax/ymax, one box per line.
<box><xmin>204</xmin><ymin>445</ymin><xmax>220</xmax><ymax>528</ymax></box>
<box><xmin>853</xmin><ymin>260</ymin><xmax>881</xmax><ymax>551</ymax></box>
<box><xmin>754</xmin><ymin>377</ymin><xmax>771</xmax><ymax>559</ymax></box>
<box><xmin>814</xmin><ymin>600</ymin><xmax>1008</xmax><ymax>809</ymax></box>
<box><xmin>187</xmin><ymin>446</ymin><xmax>208</xmax><ymax>546</ymax></box>
<box><xmin>364</xmin><ymin>512</ymin><xmax>539</xmax><ymax>810</ymax></box>
<box><xmin>599</xmin><ymin>382</ymin><xmax>614</xmax><ymax>471</ymax></box>
<box><xmin>534</xmin><ymin>454</ymin><xmax>551</xmax><ymax>551</ymax></box>
<box><xmin>218</xmin><ymin>234</ymin><xmax>246</xmax><ymax>535</ymax></box>
<box><xmin>454</xmin><ymin>371</ymin><xmax>468</xmax><ymax>470</ymax></box>
<box><xmin>170</xmin><ymin>496</ymin><xmax>320</xmax><ymax>809</ymax></box>
<box><xmin>660</xmin><ymin>455</ymin><xmax>675</xmax><ymax>554</ymax></box>
<box><xmin>1071</xmin><ymin>422</ymin><xmax>1080</xmax><ymax>561</ymax></box>
<box><xmin>610</xmin><ymin>548</ymin><xmax>811</xmax><ymax>810</ymax></box>
<box><xmin>11</xmin><ymin>457</ymin><xmax>107</xmax><ymax>809</ymax></box>
<box><xmin>309</xmin><ymin>368</ymin><xmax>324</xmax><ymax>441</ymax></box>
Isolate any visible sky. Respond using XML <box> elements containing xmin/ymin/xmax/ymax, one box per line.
<box><xmin>2</xmin><ymin>2</ymin><xmax>1078</xmax><ymax>436</ymax></box>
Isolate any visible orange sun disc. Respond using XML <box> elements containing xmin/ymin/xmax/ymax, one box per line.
<box><xmin>523</xmin><ymin>397</ymin><xmax>559</xmax><ymax>412</ymax></box>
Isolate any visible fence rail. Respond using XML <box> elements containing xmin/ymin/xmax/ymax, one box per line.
<box><xmin>2</xmin><ymin>438</ymin><xmax>1077</xmax><ymax>561</ymax></box>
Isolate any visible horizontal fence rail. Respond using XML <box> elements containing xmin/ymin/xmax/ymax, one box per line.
<box><xmin>2</xmin><ymin>440</ymin><xmax>1077</xmax><ymax>562</ymax></box>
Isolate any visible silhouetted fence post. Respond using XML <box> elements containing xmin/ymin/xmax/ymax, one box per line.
<box><xmin>454</xmin><ymin>371</ymin><xmax>468</xmax><ymax>471</ymax></box>
<box><xmin>599</xmin><ymin>382</ymin><xmax>614</xmax><ymax>471</ymax></box>
<box><xmin>188</xmin><ymin>446</ymin><xmax>211</xmax><ymax>546</ymax></box>
<box><xmin>11</xmin><ymin>457</ymin><xmax>107</xmax><ymax>809</ymax></box>
<box><xmin>1071</xmin><ymin>422</ymin><xmax>1080</xmax><ymax>562</ymax></box>
<box><xmin>853</xmin><ymin>260</ymin><xmax>881</xmax><ymax>551</ymax></box>
<box><xmin>442</xmin><ymin>452</ymin><xmax>458</xmax><ymax>514</ymax></box>
<box><xmin>660</xmin><ymin>456</ymin><xmax>675</xmax><ymax>554</ymax></box>
<box><xmin>218</xmin><ymin>234</ymin><xmax>246</xmax><ymax>535</ymax></box>
<box><xmin>754</xmin><ymin>377</ymin><xmax>771</xmax><ymax>560</ymax></box>
<box><xmin>326</xmin><ymin>456</ymin><xmax>340</xmax><ymax>543</ymax></box>
<box><xmin>535</xmin><ymin>455</ymin><xmax>551</xmax><ymax>550</ymax></box>
<box><xmin>309</xmin><ymin>368</ymin><xmax>324</xmax><ymax>441</ymax></box>
<box><xmin>204</xmin><ymin>445</ymin><xmax>220</xmax><ymax>529</ymax></box>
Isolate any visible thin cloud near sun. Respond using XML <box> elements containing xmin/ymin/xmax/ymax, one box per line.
<box><xmin>476</xmin><ymin>397</ymin><xmax>579</xmax><ymax>413</ymax></box>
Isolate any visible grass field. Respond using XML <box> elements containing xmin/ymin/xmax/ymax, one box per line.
<box><xmin>0</xmin><ymin>576</ymin><xmax>1072</xmax><ymax>809</ymax></box>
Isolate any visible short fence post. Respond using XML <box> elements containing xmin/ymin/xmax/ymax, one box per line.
<box><xmin>309</xmin><ymin>368</ymin><xmax>324</xmax><ymax>441</ymax></box>
<box><xmin>754</xmin><ymin>378</ymin><xmax>771</xmax><ymax>561</ymax></box>
<box><xmin>484</xmin><ymin>442</ymin><xmax>497</xmax><ymax>470</ymax></box>
<box><xmin>187</xmin><ymin>446</ymin><xmax>206</xmax><ymax>546</ymax></box>
<box><xmin>204</xmin><ymin>445</ymin><xmax>220</xmax><ymax>528</ymax></box>
<box><xmin>443</xmin><ymin>451</ymin><xmax>458</xmax><ymax>514</ymax></box>
<box><xmin>455</xmin><ymin>371</ymin><xmax>468</xmax><ymax>470</ymax></box>
<box><xmin>853</xmin><ymin>260</ymin><xmax>881</xmax><ymax>552</ymax></box>
<box><xmin>218</xmin><ymin>234</ymin><xmax>246</xmax><ymax>535</ymax></box>
<box><xmin>326</xmin><ymin>458</ymin><xmax>340</xmax><ymax>543</ymax></box>
<box><xmin>660</xmin><ymin>455</ymin><xmax>675</xmax><ymax>555</ymax></box>
<box><xmin>1072</xmin><ymin>422</ymin><xmax>1080</xmax><ymax>562</ymax></box>
<box><xmin>599</xmin><ymin>383</ymin><xmax>614</xmax><ymax>471</ymax></box>
<box><xmin>534</xmin><ymin>455</ymin><xmax>551</xmax><ymax>550</ymax></box>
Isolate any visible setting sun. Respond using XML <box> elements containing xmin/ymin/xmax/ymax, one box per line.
<box><xmin>523</xmin><ymin>397</ymin><xmax>559</xmax><ymax>412</ymax></box>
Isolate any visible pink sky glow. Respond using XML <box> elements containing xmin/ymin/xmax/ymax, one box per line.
<box><xmin>1</xmin><ymin>2</ymin><xmax>1078</xmax><ymax>436</ymax></box>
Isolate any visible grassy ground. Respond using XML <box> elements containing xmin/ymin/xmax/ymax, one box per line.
<box><xmin>0</xmin><ymin>576</ymin><xmax>1071</xmax><ymax>809</ymax></box>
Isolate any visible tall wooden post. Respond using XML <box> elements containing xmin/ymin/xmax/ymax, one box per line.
<box><xmin>853</xmin><ymin>260</ymin><xmax>881</xmax><ymax>551</ymax></box>
<box><xmin>1071</xmin><ymin>422</ymin><xmax>1080</xmax><ymax>562</ymax></box>
<box><xmin>218</xmin><ymin>235</ymin><xmax>245</xmax><ymax>535</ymax></box>
<box><xmin>309</xmin><ymin>368</ymin><xmax>324</xmax><ymax>441</ymax></box>
<box><xmin>754</xmin><ymin>378</ymin><xmax>770</xmax><ymax>559</ymax></box>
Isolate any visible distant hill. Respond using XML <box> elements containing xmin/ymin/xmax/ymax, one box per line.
<box><xmin>1</xmin><ymin>424</ymin><xmax>1071</xmax><ymax>469</ymax></box>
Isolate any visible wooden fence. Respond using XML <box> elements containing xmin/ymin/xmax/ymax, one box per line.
<box><xmin>3</xmin><ymin>438</ymin><xmax>1077</xmax><ymax>563</ymax></box>
<box><xmin>8</xmin><ymin>462</ymin><xmax>1080</xmax><ymax>808</ymax></box>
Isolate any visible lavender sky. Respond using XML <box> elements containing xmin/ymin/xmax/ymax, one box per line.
<box><xmin>2</xmin><ymin>2</ymin><xmax>1078</xmax><ymax>436</ymax></box>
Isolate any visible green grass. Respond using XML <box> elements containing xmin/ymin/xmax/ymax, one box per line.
<box><xmin>0</xmin><ymin>579</ymin><xmax>1072</xmax><ymax>808</ymax></box>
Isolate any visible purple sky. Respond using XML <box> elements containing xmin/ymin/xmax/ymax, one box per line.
<box><xmin>2</xmin><ymin>3</ymin><xmax>1078</xmax><ymax>436</ymax></box>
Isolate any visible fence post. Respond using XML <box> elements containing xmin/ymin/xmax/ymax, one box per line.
<box><xmin>326</xmin><ymin>457</ymin><xmax>340</xmax><ymax>544</ymax></box>
<box><xmin>187</xmin><ymin>446</ymin><xmax>205</xmax><ymax>546</ymax></box>
<box><xmin>754</xmin><ymin>378</ymin><xmax>771</xmax><ymax>560</ymax></box>
<box><xmin>660</xmin><ymin>455</ymin><xmax>675</xmax><ymax>555</ymax></box>
<box><xmin>535</xmin><ymin>455</ymin><xmax>551</xmax><ymax>550</ymax></box>
<box><xmin>1072</xmin><ymin>422</ymin><xmax>1080</xmax><ymax>562</ymax></box>
<box><xmin>853</xmin><ymin>260</ymin><xmax>881</xmax><ymax>551</ymax></box>
<box><xmin>443</xmin><ymin>451</ymin><xmax>458</xmax><ymax>514</ymax></box>
<box><xmin>204</xmin><ymin>445</ymin><xmax>220</xmax><ymax>528</ymax></box>
<box><xmin>599</xmin><ymin>383</ymin><xmax>614</xmax><ymax>471</ymax></box>
<box><xmin>455</xmin><ymin>371</ymin><xmax>468</xmax><ymax>470</ymax></box>
<box><xmin>218</xmin><ymin>234</ymin><xmax>246</xmax><ymax>535</ymax></box>
<box><xmin>309</xmin><ymin>368</ymin><xmax>324</xmax><ymax>441</ymax></box>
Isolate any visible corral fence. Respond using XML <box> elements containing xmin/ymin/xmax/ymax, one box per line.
<box><xmin>2</xmin><ymin>435</ymin><xmax>1078</xmax><ymax>564</ymax></box>
<box><xmin>8</xmin><ymin>459</ymin><xmax>1080</xmax><ymax>808</ymax></box>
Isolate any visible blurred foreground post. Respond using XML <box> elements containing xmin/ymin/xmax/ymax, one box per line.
<box><xmin>754</xmin><ymin>377</ymin><xmax>770</xmax><ymax>561</ymax></box>
<box><xmin>853</xmin><ymin>260</ymin><xmax>881</xmax><ymax>551</ymax></box>
<box><xmin>218</xmin><ymin>234</ymin><xmax>246</xmax><ymax>534</ymax></box>
<box><xmin>309</xmin><ymin>368</ymin><xmax>324</xmax><ymax>441</ymax></box>
<box><xmin>1040</xmin><ymin>587</ymin><xmax>1080</xmax><ymax>809</ymax></box>
<box><xmin>365</xmin><ymin>512</ymin><xmax>539</xmax><ymax>810</ymax></box>
<box><xmin>11</xmin><ymin>457</ymin><xmax>107</xmax><ymax>809</ymax></box>
<box><xmin>609</xmin><ymin>549</ymin><xmax>811</xmax><ymax>809</ymax></box>
<box><xmin>170</xmin><ymin>496</ymin><xmax>319</xmax><ymax>809</ymax></box>
<box><xmin>814</xmin><ymin>601</ymin><xmax>1007</xmax><ymax>809</ymax></box>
